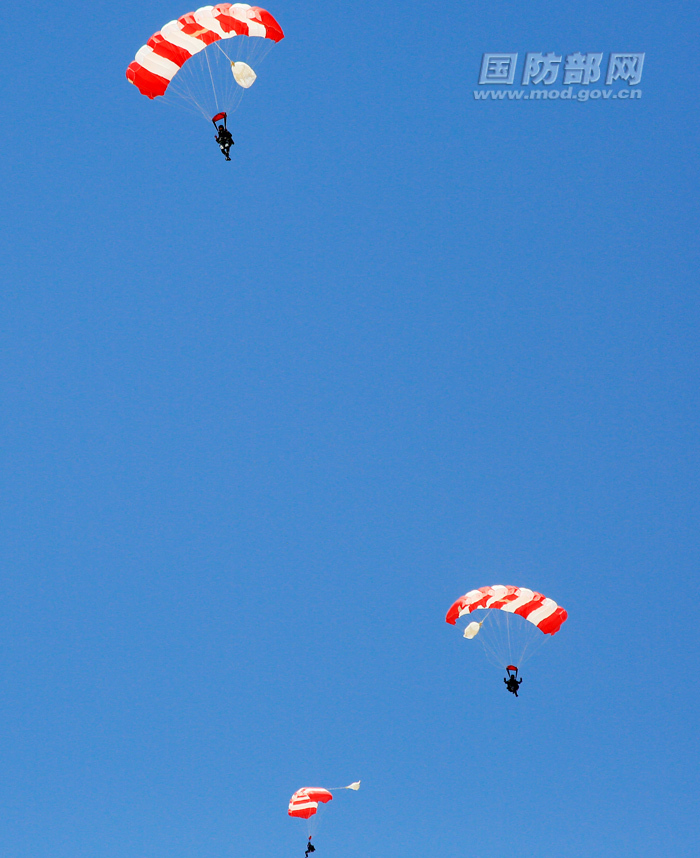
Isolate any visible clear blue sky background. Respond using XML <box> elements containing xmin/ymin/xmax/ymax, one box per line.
<box><xmin>1</xmin><ymin>2</ymin><xmax>699</xmax><ymax>856</ymax></box>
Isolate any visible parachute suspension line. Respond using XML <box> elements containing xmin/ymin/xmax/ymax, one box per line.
<box><xmin>166</xmin><ymin>35</ymin><xmax>274</xmax><ymax>121</ymax></box>
<box><xmin>475</xmin><ymin>612</ymin><xmax>507</xmax><ymax>670</ymax></box>
<box><xmin>519</xmin><ymin>635</ymin><xmax>534</xmax><ymax>665</ymax></box>
<box><xmin>518</xmin><ymin>629</ymin><xmax>549</xmax><ymax>667</ymax></box>
<box><xmin>161</xmin><ymin>50</ymin><xmax>212</xmax><ymax>120</ymax></box>
<box><xmin>472</xmin><ymin>609</ymin><xmax>534</xmax><ymax>671</ymax></box>
<box><xmin>205</xmin><ymin>45</ymin><xmax>219</xmax><ymax>112</ymax></box>
<box><xmin>506</xmin><ymin>609</ymin><xmax>512</xmax><ymax>659</ymax></box>
<box><xmin>481</xmin><ymin>612</ymin><xmax>506</xmax><ymax>668</ymax></box>
<box><xmin>209</xmin><ymin>39</ymin><xmax>246</xmax><ymax>117</ymax></box>
<box><xmin>213</xmin><ymin>39</ymin><xmax>238</xmax><ymax>108</ymax></box>
<box><xmin>214</xmin><ymin>39</ymin><xmax>232</xmax><ymax>60</ymax></box>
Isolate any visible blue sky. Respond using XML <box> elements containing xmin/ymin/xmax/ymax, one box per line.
<box><xmin>1</xmin><ymin>1</ymin><xmax>699</xmax><ymax>856</ymax></box>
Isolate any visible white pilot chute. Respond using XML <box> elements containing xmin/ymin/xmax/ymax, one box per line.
<box><xmin>231</xmin><ymin>60</ymin><xmax>257</xmax><ymax>87</ymax></box>
<box><xmin>463</xmin><ymin>621</ymin><xmax>482</xmax><ymax>639</ymax></box>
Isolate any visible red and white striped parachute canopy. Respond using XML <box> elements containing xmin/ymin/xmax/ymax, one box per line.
<box><xmin>446</xmin><ymin>585</ymin><xmax>568</xmax><ymax>636</ymax></box>
<box><xmin>288</xmin><ymin>788</ymin><xmax>333</xmax><ymax>819</ymax></box>
<box><xmin>126</xmin><ymin>4</ymin><xmax>284</xmax><ymax>100</ymax></box>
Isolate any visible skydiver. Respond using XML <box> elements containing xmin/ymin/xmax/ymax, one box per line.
<box><xmin>305</xmin><ymin>837</ymin><xmax>316</xmax><ymax>857</ymax></box>
<box><xmin>215</xmin><ymin>123</ymin><xmax>234</xmax><ymax>160</ymax></box>
<box><xmin>504</xmin><ymin>673</ymin><xmax>522</xmax><ymax>697</ymax></box>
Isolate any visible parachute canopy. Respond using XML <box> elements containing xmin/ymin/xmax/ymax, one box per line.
<box><xmin>446</xmin><ymin>585</ymin><xmax>567</xmax><ymax>636</ymax></box>
<box><xmin>288</xmin><ymin>783</ymin><xmax>360</xmax><ymax>820</ymax></box>
<box><xmin>288</xmin><ymin>788</ymin><xmax>333</xmax><ymax>820</ymax></box>
<box><xmin>126</xmin><ymin>4</ymin><xmax>284</xmax><ymax>100</ymax></box>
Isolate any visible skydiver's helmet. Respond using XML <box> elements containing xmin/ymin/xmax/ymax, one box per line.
<box><xmin>218</xmin><ymin>125</ymin><xmax>226</xmax><ymax>134</ymax></box>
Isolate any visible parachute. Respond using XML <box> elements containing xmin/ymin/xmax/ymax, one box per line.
<box><xmin>288</xmin><ymin>788</ymin><xmax>334</xmax><ymax>820</ymax></box>
<box><xmin>446</xmin><ymin>585</ymin><xmax>567</xmax><ymax>634</ymax></box>
<box><xmin>446</xmin><ymin>585</ymin><xmax>567</xmax><ymax>672</ymax></box>
<box><xmin>288</xmin><ymin>783</ymin><xmax>360</xmax><ymax>849</ymax></box>
<box><xmin>126</xmin><ymin>4</ymin><xmax>284</xmax><ymax>119</ymax></box>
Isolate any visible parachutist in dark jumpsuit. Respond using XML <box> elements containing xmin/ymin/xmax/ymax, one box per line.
<box><xmin>215</xmin><ymin>124</ymin><xmax>234</xmax><ymax>160</ymax></box>
<box><xmin>305</xmin><ymin>838</ymin><xmax>316</xmax><ymax>857</ymax></box>
<box><xmin>504</xmin><ymin>674</ymin><xmax>522</xmax><ymax>697</ymax></box>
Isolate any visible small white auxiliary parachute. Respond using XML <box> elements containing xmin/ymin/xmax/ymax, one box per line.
<box><xmin>463</xmin><ymin>621</ymin><xmax>482</xmax><ymax>639</ymax></box>
<box><xmin>231</xmin><ymin>60</ymin><xmax>257</xmax><ymax>87</ymax></box>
